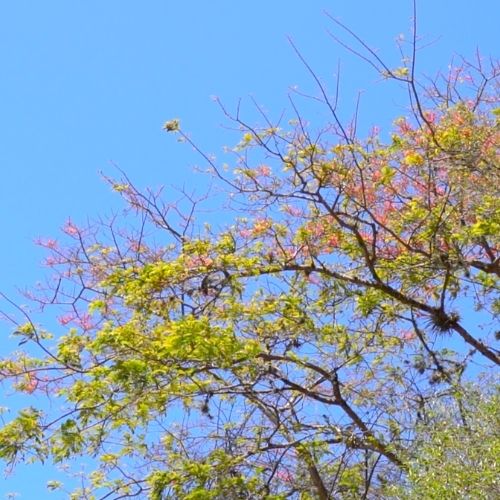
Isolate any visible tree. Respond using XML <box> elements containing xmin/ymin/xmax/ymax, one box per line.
<box><xmin>1</xmin><ymin>10</ymin><xmax>499</xmax><ymax>499</ymax></box>
<box><xmin>388</xmin><ymin>381</ymin><xmax>499</xmax><ymax>499</ymax></box>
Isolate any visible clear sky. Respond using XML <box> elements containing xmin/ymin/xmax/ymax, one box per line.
<box><xmin>0</xmin><ymin>1</ymin><xmax>498</xmax><ymax>497</ymax></box>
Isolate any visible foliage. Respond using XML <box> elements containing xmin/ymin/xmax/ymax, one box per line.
<box><xmin>388</xmin><ymin>383</ymin><xmax>500</xmax><ymax>499</ymax></box>
<box><xmin>1</xmin><ymin>12</ymin><xmax>499</xmax><ymax>500</ymax></box>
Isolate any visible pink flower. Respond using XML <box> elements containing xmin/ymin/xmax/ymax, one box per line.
<box><xmin>187</xmin><ymin>255</ymin><xmax>214</xmax><ymax>268</ymax></box>
<box><xmin>45</xmin><ymin>239</ymin><xmax>58</xmax><ymax>249</ymax></box>
<box><xmin>397</xmin><ymin>119</ymin><xmax>413</xmax><ymax>134</ymax></box>
<box><xmin>129</xmin><ymin>241</ymin><xmax>142</xmax><ymax>252</ymax></box>
<box><xmin>326</xmin><ymin>235</ymin><xmax>339</xmax><ymax>248</ymax></box>
<box><xmin>78</xmin><ymin>313</ymin><xmax>94</xmax><ymax>331</ymax></box>
<box><xmin>423</xmin><ymin>111</ymin><xmax>436</xmax><ymax>124</ymax></box>
<box><xmin>25</xmin><ymin>374</ymin><xmax>38</xmax><ymax>394</ymax></box>
<box><xmin>252</xmin><ymin>219</ymin><xmax>272</xmax><ymax>235</ymax></box>
<box><xmin>239</xmin><ymin>229</ymin><xmax>253</xmax><ymax>239</ymax></box>
<box><xmin>256</xmin><ymin>164</ymin><xmax>271</xmax><ymax>177</ymax></box>
<box><xmin>58</xmin><ymin>314</ymin><xmax>75</xmax><ymax>326</ymax></box>
<box><xmin>63</xmin><ymin>219</ymin><xmax>79</xmax><ymax>236</ymax></box>
<box><xmin>401</xmin><ymin>330</ymin><xmax>416</xmax><ymax>341</ymax></box>
<box><xmin>379</xmin><ymin>245</ymin><xmax>400</xmax><ymax>258</ymax></box>
<box><xmin>276</xmin><ymin>469</ymin><xmax>294</xmax><ymax>483</ymax></box>
<box><xmin>45</xmin><ymin>256</ymin><xmax>57</xmax><ymax>266</ymax></box>
<box><xmin>308</xmin><ymin>222</ymin><xmax>325</xmax><ymax>238</ymax></box>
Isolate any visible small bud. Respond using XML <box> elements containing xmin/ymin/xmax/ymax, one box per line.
<box><xmin>163</xmin><ymin>119</ymin><xmax>180</xmax><ymax>132</ymax></box>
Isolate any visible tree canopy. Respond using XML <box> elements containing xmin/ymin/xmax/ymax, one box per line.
<box><xmin>1</xmin><ymin>13</ymin><xmax>499</xmax><ymax>500</ymax></box>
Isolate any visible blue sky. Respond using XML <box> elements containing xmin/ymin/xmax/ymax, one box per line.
<box><xmin>0</xmin><ymin>1</ymin><xmax>498</xmax><ymax>497</ymax></box>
